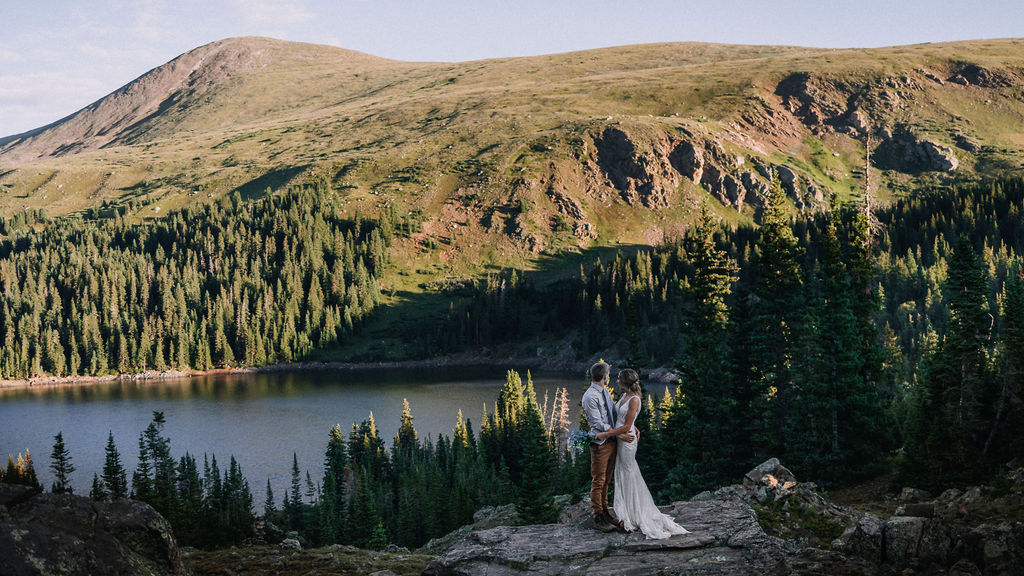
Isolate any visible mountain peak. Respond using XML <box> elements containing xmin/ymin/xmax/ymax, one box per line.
<box><xmin>0</xmin><ymin>37</ymin><xmax>388</xmax><ymax>162</ymax></box>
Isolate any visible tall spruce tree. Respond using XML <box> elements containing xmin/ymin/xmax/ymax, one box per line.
<box><xmin>904</xmin><ymin>236</ymin><xmax>994</xmax><ymax>487</ymax></box>
<box><xmin>48</xmin><ymin>431</ymin><xmax>75</xmax><ymax>494</ymax></box>
<box><xmin>747</xmin><ymin>174</ymin><xmax>806</xmax><ymax>457</ymax></box>
<box><xmin>102</xmin><ymin>431</ymin><xmax>128</xmax><ymax>499</ymax></box>
<box><xmin>992</xmin><ymin>267</ymin><xmax>1024</xmax><ymax>461</ymax></box>
<box><xmin>664</xmin><ymin>206</ymin><xmax>741</xmax><ymax>497</ymax></box>
<box><xmin>514</xmin><ymin>399</ymin><xmax>559</xmax><ymax>524</ymax></box>
<box><xmin>790</xmin><ymin>210</ymin><xmax>884</xmax><ymax>483</ymax></box>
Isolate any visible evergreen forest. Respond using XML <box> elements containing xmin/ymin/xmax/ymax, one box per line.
<box><xmin>2</xmin><ymin>176</ymin><xmax>1023</xmax><ymax>550</ymax></box>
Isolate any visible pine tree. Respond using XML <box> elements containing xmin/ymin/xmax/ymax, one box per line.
<box><xmin>139</xmin><ymin>411</ymin><xmax>178</xmax><ymax>518</ymax></box>
<box><xmin>132</xmin><ymin>433</ymin><xmax>153</xmax><ymax>501</ymax></box>
<box><xmin>904</xmin><ymin>236</ymin><xmax>995</xmax><ymax>487</ymax></box>
<box><xmin>665</xmin><ymin>205</ymin><xmax>742</xmax><ymax>496</ymax></box>
<box><xmin>264</xmin><ymin>478</ymin><xmax>277</xmax><ymax>519</ymax></box>
<box><xmin>102</xmin><ymin>431</ymin><xmax>128</xmax><ymax>499</ymax></box>
<box><xmin>514</xmin><ymin>400</ymin><xmax>559</xmax><ymax>524</ymax></box>
<box><xmin>747</xmin><ymin>174</ymin><xmax>806</xmax><ymax>457</ymax></box>
<box><xmin>813</xmin><ymin>211</ymin><xmax>885</xmax><ymax>482</ymax></box>
<box><xmin>286</xmin><ymin>453</ymin><xmax>304</xmax><ymax>531</ymax></box>
<box><xmin>90</xmin><ymin>473</ymin><xmax>106</xmax><ymax>501</ymax></box>
<box><xmin>49</xmin><ymin>431</ymin><xmax>75</xmax><ymax>494</ymax></box>
<box><xmin>993</xmin><ymin>267</ymin><xmax>1024</xmax><ymax>461</ymax></box>
<box><xmin>349</xmin><ymin>466</ymin><xmax>382</xmax><ymax>548</ymax></box>
<box><xmin>175</xmin><ymin>453</ymin><xmax>204</xmax><ymax>545</ymax></box>
<box><xmin>395</xmin><ymin>398</ymin><xmax>418</xmax><ymax>458</ymax></box>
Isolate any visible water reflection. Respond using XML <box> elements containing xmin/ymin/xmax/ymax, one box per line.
<box><xmin>1</xmin><ymin>367</ymin><xmax>635</xmax><ymax>501</ymax></box>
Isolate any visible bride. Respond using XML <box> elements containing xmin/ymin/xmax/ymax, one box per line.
<box><xmin>595</xmin><ymin>368</ymin><xmax>689</xmax><ymax>539</ymax></box>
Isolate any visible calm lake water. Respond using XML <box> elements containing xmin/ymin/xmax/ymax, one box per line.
<box><xmin>0</xmin><ymin>367</ymin><xmax>615</xmax><ymax>501</ymax></box>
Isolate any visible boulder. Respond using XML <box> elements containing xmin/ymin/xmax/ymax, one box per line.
<box><xmin>472</xmin><ymin>503</ymin><xmax>518</xmax><ymax>528</ymax></box>
<box><xmin>883</xmin><ymin>516</ymin><xmax>955</xmax><ymax>567</ymax></box>
<box><xmin>0</xmin><ymin>487</ymin><xmax>184</xmax><ymax>575</ymax></box>
<box><xmin>382</xmin><ymin>543</ymin><xmax>410</xmax><ymax>554</ymax></box>
<box><xmin>722</xmin><ymin>174</ymin><xmax>746</xmax><ymax>209</ymax></box>
<box><xmin>279</xmin><ymin>537</ymin><xmax>302</xmax><ymax>549</ymax></box>
<box><xmin>740</xmin><ymin>172</ymin><xmax>769</xmax><ymax>207</ymax></box>
<box><xmin>899</xmin><ymin>487</ymin><xmax>932</xmax><ymax>502</ymax></box>
<box><xmin>832</xmin><ymin>513</ymin><xmax>885</xmax><ymax>561</ymax></box>
<box><xmin>848</xmin><ymin>110</ymin><xmax>871</xmax><ymax>134</ymax></box>
<box><xmin>954</xmin><ymin>134</ymin><xmax>981</xmax><ymax>153</ymax></box>
<box><xmin>895</xmin><ymin>503</ymin><xmax>935</xmax><ymax>518</ymax></box>
<box><xmin>743</xmin><ymin>458</ymin><xmax>797</xmax><ymax>487</ymax></box>
<box><xmin>918</xmin><ymin>140</ymin><xmax>959</xmax><ymax>171</ymax></box>
<box><xmin>776</xmin><ymin>165</ymin><xmax>799</xmax><ymax>191</ymax></box>
<box><xmin>592</xmin><ymin>127</ymin><xmax>672</xmax><ymax>208</ymax></box>
<box><xmin>963</xmin><ymin>522</ymin><xmax>1024</xmax><ymax>576</ymax></box>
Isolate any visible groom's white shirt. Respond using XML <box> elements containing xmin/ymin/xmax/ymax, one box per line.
<box><xmin>582</xmin><ymin>382</ymin><xmax>615</xmax><ymax>445</ymax></box>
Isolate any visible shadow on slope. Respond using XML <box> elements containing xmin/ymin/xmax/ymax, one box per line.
<box><xmin>299</xmin><ymin>243</ymin><xmax>651</xmax><ymax>364</ymax></box>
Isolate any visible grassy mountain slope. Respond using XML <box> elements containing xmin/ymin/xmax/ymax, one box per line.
<box><xmin>1</xmin><ymin>37</ymin><xmax>1024</xmax><ymax>358</ymax></box>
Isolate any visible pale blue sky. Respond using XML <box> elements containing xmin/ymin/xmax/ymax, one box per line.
<box><xmin>2</xmin><ymin>0</ymin><xmax>1021</xmax><ymax>138</ymax></box>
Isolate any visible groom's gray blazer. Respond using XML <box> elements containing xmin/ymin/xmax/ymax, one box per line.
<box><xmin>582</xmin><ymin>382</ymin><xmax>616</xmax><ymax>445</ymax></box>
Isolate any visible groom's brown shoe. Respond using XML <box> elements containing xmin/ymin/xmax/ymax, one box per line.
<box><xmin>603</xmin><ymin>509</ymin><xmax>626</xmax><ymax>533</ymax></box>
<box><xmin>594</xmin><ymin>514</ymin><xmax>616</xmax><ymax>533</ymax></box>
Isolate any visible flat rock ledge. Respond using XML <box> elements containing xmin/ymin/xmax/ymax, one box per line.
<box><xmin>424</xmin><ymin>499</ymin><xmax>791</xmax><ymax>575</ymax></box>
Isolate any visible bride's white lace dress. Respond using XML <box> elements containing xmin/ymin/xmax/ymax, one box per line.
<box><xmin>613</xmin><ymin>394</ymin><xmax>689</xmax><ymax>539</ymax></box>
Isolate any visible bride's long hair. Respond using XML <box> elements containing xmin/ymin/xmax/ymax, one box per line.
<box><xmin>617</xmin><ymin>368</ymin><xmax>641</xmax><ymax>395</ymax></box>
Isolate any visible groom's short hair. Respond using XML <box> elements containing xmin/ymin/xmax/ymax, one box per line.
<box><xmin>590</xmin><ymin>362</ymin><xmax>610</xmax><ymax>383</ymax></box>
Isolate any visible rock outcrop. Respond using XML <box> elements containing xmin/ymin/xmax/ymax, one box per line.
<box><xmin>0</xmin><ymin>484</ymin><xmax>184</xmax><ymax>576</ymax></box>
<box><xmin>594</xmin><ymin>127</ymin><xmax>674</xmax><ymax>209</ymax></box>
<box><xmin>588</xmin><ymin>125</ymin><xmax>825</xmax><ymax>215</ymax></box>
<box><xmin>425</xmin><ymin>459</ymin><xmax>1024</xmax><ymax>576</ymax></box>
<box><xmin>832</xmin><ymin>474</ymin><xmax>1024</xmax><ymax>576</ymax></box>
<box><xmin>875</xmin><ymin>130</ymin><xmax>960</xmax><ymax>172</ymax></box>
<box><xmin>424</xmin><ymin>498</ymin><xmax>787</xmax><ymax>576</ymax></box>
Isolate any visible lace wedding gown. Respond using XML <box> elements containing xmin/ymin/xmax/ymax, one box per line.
<box><xmin>613</xmin><ymin>394</ymin><xmax>689</xmax><ymax>539</ymax></box>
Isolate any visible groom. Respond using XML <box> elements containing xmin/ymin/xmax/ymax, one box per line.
<box><xmin>582</xmin><ymin>362</ymin><xmax>632</xmax><ymax>533</ymax></box>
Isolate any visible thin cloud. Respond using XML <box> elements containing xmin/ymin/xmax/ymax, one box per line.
<box><xmin>0</xmin><ymin>48</ymin><xmax>24</xmax><ymax>64</ymax></box>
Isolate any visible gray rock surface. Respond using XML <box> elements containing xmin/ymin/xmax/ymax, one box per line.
<box><xmin>832</xmin><ymin>484</ymin><xmax>1024</xmax><ymax>575</ymax></box>
<box><xmin>0</xmin><ymin>484</ymin><xmax>184</xmax><ymax>576</ymax></box>
<box><xmin>876</xmin><ymin>132</ymin><xmax>960</xmax><ymax>172</ymax></box>
<box><xmin>424</xmin><ymin>499</ymin><xmax>788</xmax><ymax>575</ymax></box>
<box><xmin>425</xmin><ymin>460</ymin><xmax>1024</xmax><ymax>576</ymax></box>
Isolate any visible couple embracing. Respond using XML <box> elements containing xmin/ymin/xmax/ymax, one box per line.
<box><xmin>583</xmin><ymin>362</ymin><xmax>689</xmax><ymax>539</ymax></box>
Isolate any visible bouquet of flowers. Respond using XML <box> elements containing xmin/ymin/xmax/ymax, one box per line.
<box><xmin>568</xmin><ymin>429</ymin><xmax>595</xmax><ymax>454</ymax></box>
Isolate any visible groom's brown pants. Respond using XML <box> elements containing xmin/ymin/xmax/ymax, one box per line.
<box><xmin>590</xmin><ymin>439</ymin><xmax>617</xmax><ymax>516</ymax></box>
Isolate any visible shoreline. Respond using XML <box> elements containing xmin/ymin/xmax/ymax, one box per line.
<box><xmin>0</xmin><ymin>355</ymin><xmax>680</xmax><ymax>391</ymax></box>
<box><xmin>0</xmin><ymin>355</ymin><xmax>589</xmax><ymax>391</ymax></box>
